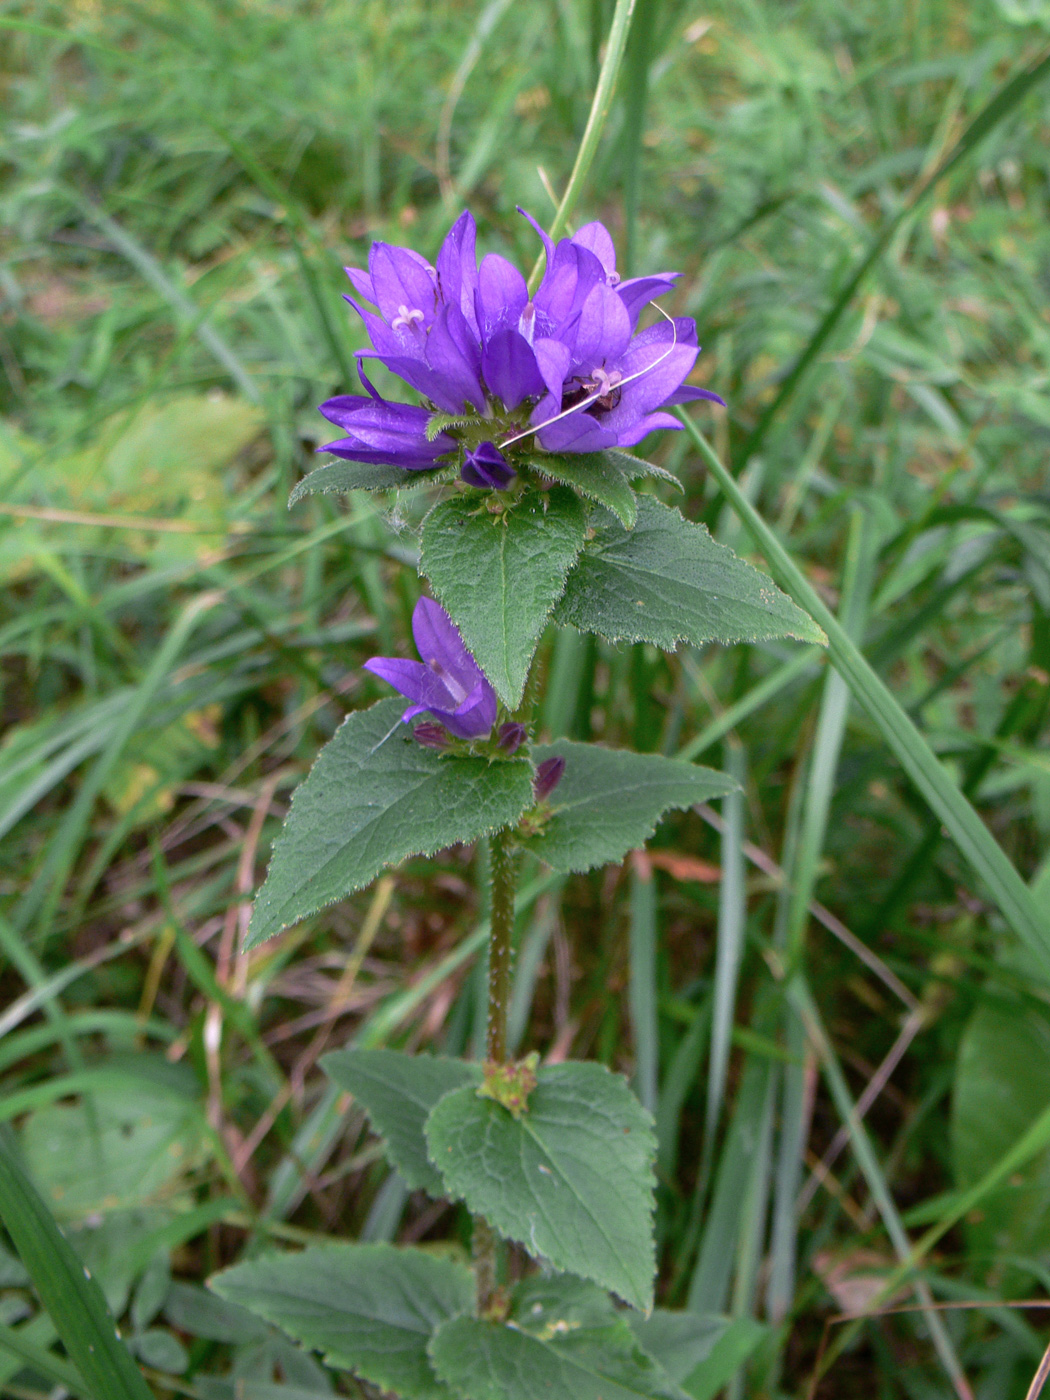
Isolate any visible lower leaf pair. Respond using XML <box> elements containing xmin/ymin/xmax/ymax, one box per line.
<box><xmin>324</xmin><ymin>1049</ymin><xmax>656</xmax><ymax>1314</ymax></box>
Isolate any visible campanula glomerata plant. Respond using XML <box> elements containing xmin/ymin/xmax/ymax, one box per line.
<box><xmin>210</xmin><ymin>204</ymin><xmax>825</xmax><ymax>1400</ymax></box>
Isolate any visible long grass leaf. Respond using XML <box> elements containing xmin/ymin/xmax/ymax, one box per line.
<box><xmin>683</xmin><ymin>420</ymin><xmax>1050</xmax><ymax>973</ymax></box>
<box><xmin>739</xmin><ymin>45</ymin><xmax>1050</xmax><ymax>465</ymax></box>
<box><xmin>0</xmin><ymin>1139</ymin><xmax>154</xmax><ymax>1400</ymax></box>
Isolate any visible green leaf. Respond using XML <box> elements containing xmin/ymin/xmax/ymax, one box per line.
<box><xmin>429</xmin><ymin>1276</ymin><xmax>687</xmax><ymax>1400</ymax></box>
<box><xmin>553</xmin><ymin>496</ymin><xmax>825</xmax><ymax>649</ymax></box>
<box><xmin>420</xmin><ymin>488</ymin><xmax>586</xmax><ymax>708</ymax></box>
<box><xmin>628</xmin><ymin>1312</ymin><xmax>767</xmax><ymax>1400</ymax></box>
<box><xmin>0</xmin><ymin>1137</ymin><xmax>154</xmax><ymax>1400</ymax></box>
<box><xmin>527</xmin><ymin>452</ymin><xmax>639</xmax><ymax>528</ymax></box>
<box><xmin>321</xmin><ymin>1049</ymin><xmax>480</xmax><ymax>1196</ymax></box>
<box><xmin>247</xmin><ymin>698</ymin><xmax>534</xmax><ymax>947</ymax></box>
<box><xmin>518</xmin><ymin>740</ymin><xmax>737</xmax><ymax>873</ymax></box>
<box><xmin>425</xmin><ymin>1060</ymin><xmax>656</xmax><ymax>1312</ymax></box>
<box><xmin>164</xmin><ymin>1281</ymin><xmax>269</xmax><ymax>1343</ymax></box>
<box><xmin>289</xmin><ymin>459</ymin><xmax>451</xmax><ymax>504</ymax></box>
<box><xmin>211</xmin><ymin>1243</ymin><xmax>474</xmax><ymax>1400</ymax></box>
<box><xmin>21</xmin><ymin>1073</ymin><xmax>205</xmax><ymax>1220</ymax></box>
<box><xmin>951</xmin><ymin>994</ymin><xmax>1050</xmax><ymax>1267</ymax></box>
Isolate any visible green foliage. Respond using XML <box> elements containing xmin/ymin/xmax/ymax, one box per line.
<box><xmin>0</xmin><ymin>1138</ymin><xmax>154</xmax><ymax>1400</ymax></box>
<box><xmin>322</xmin><ymin>1049</ymin><xmax>480</xmax><ymax>1196</ymax></box>
<box><xmin>628</xmin><ymin>1312</ymin><xmax>768</xmax><ymax>1400</ymax></box>
<box><xmin>425</xmin><ymin>1061</ymin><xmax>657</xmax><ymax>1312</ymax></box>
<box><xmin>247</xmin><ymin>698</ymin><xmax>535</xmax><ymax>946</ymax></box>
<box><xmin>554</xmin><ymin>496</ymin><xmax>825</xmax><ymax>650</ymax></box>
<box><xmin>951</xmin><ymin>993</ymin><xmax>1050</xmax><ymax>1266</ymax></box>
<box><xmin>527</xmin><ymin>451</ymin><xmax>641</xmax><ymax>528</ymax></box>
<box><xmin>289</xmin><ymin>460</ymin><xmax>450</xmax><ymax>503</ymax></box>
<box><xmin>420</xmin><ymin>488</ymin><xmax>586</xmax><ymax>709</ymax></box>
<box><xmin>431</xmin><ymin>1278</ymin><xmax>690</xmax><ymax>1400</ymax></box>
<box><xmin>519</xmin><ymin>741</ymin><xmax>736</xmax><ymax>872</ymax></box>
<box><xmin>211</xmin><ymin>1243</ymin><xmax>474</xmax><ymax>1400</ymax></box>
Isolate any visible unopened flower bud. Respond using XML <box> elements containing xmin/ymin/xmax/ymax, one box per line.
<box><xmin>413</xmin><ymin>721</ymin><xmax>451</xmax><ymax>750</ymax></box>
<box><xmin>461</xmin><ymin>441</ymin><xmax>516</xmax><ymax>491</ymax></box>
<box><xmin>496</xmin><ymin>722</ymin><xmax>527</xmax><ymax>755</ymax></box>
<box><xmin>533</xmin><ymin>756</ymin><xmax>565</xmax><ymax>801</ymax></box>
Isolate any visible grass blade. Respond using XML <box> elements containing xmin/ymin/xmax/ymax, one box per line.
<box><xmin>0</xmin><ymin>1139</ymin><xmax>154</xmax><ymax>1400</ymax></box>
<box><xmin>739</xmin><ymin>45</ymin><xmax>1050</xmax><ymax>466</ymax></box>
<box><xmin>529</xmin><ymin>0</ymin><xmax>638</xmax><ymax>287</ymax></box>
<box><xmin>683</xmin><ymin>420</ymin><xmax>1050</xmax><ymax>975</ymax></box>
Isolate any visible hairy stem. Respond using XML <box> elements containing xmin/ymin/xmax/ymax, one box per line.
<box><xmin>486</xmin><ymin>826</ymin><xmax>516</xmax><ymax>1064</ymax></box>
<box><xmin>473</xmin><ymin>826</ymin><xmax>517</xmax><ymax>1314</ymax></box>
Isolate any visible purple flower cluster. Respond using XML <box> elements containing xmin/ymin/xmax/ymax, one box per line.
<box><xmin>319</xmin><ymin>210</ymin><xmax>723</xmax><ymax>486</ymax></box>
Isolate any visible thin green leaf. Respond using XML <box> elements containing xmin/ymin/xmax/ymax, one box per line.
<box><xmin>0</xmin><ymin>1138</ymin><xmax>154</xmax><ymax>1400</ymax></box>
<box><xmin>684</xmin><ymin>420</ymin><xmax>1050</xmax><ymax>972</ymax></box>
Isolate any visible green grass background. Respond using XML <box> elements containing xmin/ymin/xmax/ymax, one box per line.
<box><xmin>2</xmin><ymin>0</ymin><xmax>1050</xmax><ymax>1395</ymax></box>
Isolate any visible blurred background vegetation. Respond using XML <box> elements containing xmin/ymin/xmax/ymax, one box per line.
<box><xmin>1</xmin><ymin>0</ymin><xmax>1050</xmax><ymax>1395</ymax></box>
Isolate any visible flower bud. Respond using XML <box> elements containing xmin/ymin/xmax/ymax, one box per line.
<box><xmin>461</xmin><ymin>441</ymin><xmax>516</xmax><ymax>490</ymax></box>
<box><xmin>413</xmin><ymin>721</ymin><xmax>451</xmax><ymax>749</ymax></box>
<box><xmin>496</xmin><ymin>721</ymin><xmax>527</xmax><ymax>755</ymax></box>
<box><xmin>533</xmin><ymin>755</ymin><xmax>565</xmax><ymax>801</ymax></box>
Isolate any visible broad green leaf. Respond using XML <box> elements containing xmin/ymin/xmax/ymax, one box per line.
<box><xmin>0</xmin><ymin>1138</ymin><xmax>154</xmax><ymax>1400</ymax></box>
<box><xmin>628</xmin><ymin>1312</ymin><xmax>767</xmax><ymax>1400</ymax></box>
<box><xmin>289</xmin><ymin>459</ymin><xmax>450</xmax><ymax>504</ymax></box>
<box><xmin>951</xmin><ymin>994</ymin><xmax>1050</xmax><ymax>1268</ymax></box>
<box><xmin>519</xmin><ymin>740</ymin><xmax>737</xmax><ymax>873</ymax></box>
<box><xmin>420</xmin><ymin>488</ymin><xmax>586</xmax><ymax>708</ymax></box>
<box><xmin>429</xmin><ymin>1276</ymin><xmax>687</xmax><ymax>1400</ymax></box>
<box><xmin>425</xmin><ymin>1060</ymin><xmax>656</xmax><ymax>1312</ymax></box>
<box><xmin>527</xmin><ymin>451</ymin><xmax>639</xmax><ymax>528</ymax></box>
<box><xmin>211</xmin><ymin>1243</ymin><xmax>474</xmax><ymax>1400</ymax></box>
<box><xmin>21</xmin><ymin>1073</ymin><xmax>205</xmax><ymax>1220</ymax></box>
<box><xmin>247</xmin><ymin>698</ymin><xmax>534</xmax><ymax>947</ymax></box>
<box><xmin>164</xmin><ymin>1281</ymin><xmax>268</xmax><ymax>1343</ymax></box>
<box><xmin>321</xmin><ymin>1049</ymin><xmax>480</xmax><ymax>1196</ymax></box>
<box><xmin>553</xmin><ymin>496</ymin><xmax>825</xmax><ymax>649</ymax></box>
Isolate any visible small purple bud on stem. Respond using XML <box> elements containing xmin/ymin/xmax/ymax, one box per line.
<box><xmin>461</xmin><ymin>441</ymin><xmax>516</xmax><ymax>490</ymax></box>
<box><xmin>496</xmin><ymin>721</ymin><xmax>526</xmax><ymax>755</ymax></box>
<box><xmin>413</xmin><ymin>722</ymin><xmax>451</xmax><ymax>749</ymax></box>
<box><xmin>533</xmin><ymin>756</ymin><xmax>565</xmax><ymax>801</ymax></box>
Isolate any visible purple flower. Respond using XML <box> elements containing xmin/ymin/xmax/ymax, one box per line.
<box><xmin>317</xmin><ymin>208</ymin><xmax>722</xmax><ymax>486</ymax></box>
<box><xmin>364</xmin><ymin>596</ymin><xmax>498</xmax><ymax>740</ymax></box>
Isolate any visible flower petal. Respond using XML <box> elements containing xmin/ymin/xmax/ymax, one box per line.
<box><xmin>482</xmin><ymin>327</ymin><xmax>545</xmax><ymax>410</ymax></box>
<box><xmin>436</xmin><ymin>211</ymin><xmax>480</xmax><ymax>335</ymax></box>
<box><xmin>572</xmin><ymin>221</ymin><xmax>617</xmax><ymax>276</ymax></box>
<box><xmin>368</xmin><ymin>243</ymin><xmax>438</xmax><ymax>329</ymax></box>
<box><xmin>476</xmin><ymin>253</ymin><xmax>529</xmax><ymax>342</ymax></box>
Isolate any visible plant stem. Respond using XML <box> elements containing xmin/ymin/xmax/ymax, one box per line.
<box><xmin>527</xmin><ymin>0</ymin><xmax>638</xmax><ymax>291</ymax></box>
<box><xmin>486</xmin><ymin>826</ymin><xmax>516</xmax><ymax>1065</ymax></box>
<box><xmin>473</xmin><ymin>826</ymin><xmax>517</xmax><ymax>1314</ymax></box>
